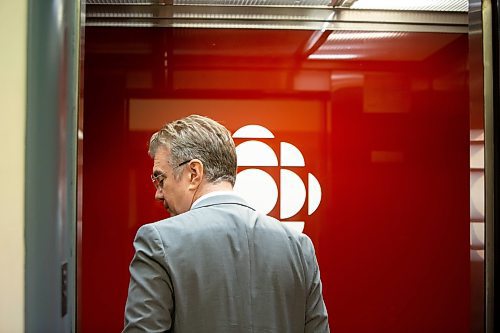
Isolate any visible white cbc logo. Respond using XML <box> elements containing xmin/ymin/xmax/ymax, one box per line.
<box><xmin>232</xmin><ymin>125</ymin><xmax>322</xmax><ymax>233</ymax></box>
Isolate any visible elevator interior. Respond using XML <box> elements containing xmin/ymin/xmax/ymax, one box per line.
<box><xmin>77</xmin><ymin>1</ymin><xmax>487</xmax><ymax>332</ymax></box>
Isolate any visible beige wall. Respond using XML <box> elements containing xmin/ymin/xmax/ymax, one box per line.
<box><xmin>0</xmin><ymin>1</ymin><xmax>27</xmax><ymax>332</ymax></box>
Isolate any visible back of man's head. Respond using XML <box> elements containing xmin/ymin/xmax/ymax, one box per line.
<box><xmin>149</xmin><ymin>115</ymin><xmax>237</xmax><ymax>185</ymax></box>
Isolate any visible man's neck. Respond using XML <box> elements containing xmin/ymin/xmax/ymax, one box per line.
<box><xmin>192</xmin><ymin>181</ymin><xmax>233</xmax><ymax>204</ymax></box>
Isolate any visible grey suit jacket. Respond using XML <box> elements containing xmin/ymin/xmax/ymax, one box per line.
<box><xmin>123</xmin><ymin>193</ymin><xmax>329</xmax><ymax>333</ymax></box>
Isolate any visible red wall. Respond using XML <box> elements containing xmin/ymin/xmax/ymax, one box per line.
<box><xmin>81</xmin><ymin>28</ymin><xmax>470</xmax><ymax>332</ymax></box>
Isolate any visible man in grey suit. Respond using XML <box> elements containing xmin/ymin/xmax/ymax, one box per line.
<box><xmin>123</xmin><ymin>115</ymin><xmax>330</xmax><ymax>332</ymax></box>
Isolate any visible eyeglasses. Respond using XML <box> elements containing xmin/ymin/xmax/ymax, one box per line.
<box><xmin>176</xmin><ymin>159</ymin><xmax>191</xmax><ymax>168</ymax></box>
<box><xmin>151</xmin><ymin>173</ymin><xmax>166</xmax><ymax>190</ymax></box>
<box><xmin>150</xmin><ymin>159</ymin><xmax>192</xmax><ymax>190</ymax></box>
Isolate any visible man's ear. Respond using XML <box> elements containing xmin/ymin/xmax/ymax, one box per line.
<box><xmin>187</xmin><ymin>159</ymin><xmax>204</xmax><ymax>190</ymax></box>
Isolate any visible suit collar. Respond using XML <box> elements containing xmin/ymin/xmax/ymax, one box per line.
<box><xmin>190</xmin><ymin>192</ymin><xmax>254</xmax><ymax>211</ymax></box>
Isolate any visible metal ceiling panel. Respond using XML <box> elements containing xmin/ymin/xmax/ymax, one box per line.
<box><xmin>349</xmin><ymin>0</ymin><xmax>468</xmax><ymax>12</ymax></box>
<box><xmin>85</xmin><ymin>0</ymin><xmax>468</xmax><ymax>33</ymax></box>
<box><xmin>87</xmin><ymin>0</ymin><xmax>163</xmax><ymax>3</ymax></box>
<box><xmin>174</xmin><ymin>0</ymin><xmax>332</xmax><ymax>6</ymax></box>
<box><xmin>86</xmin><ymin>0</ymin><xmax>332</xmax><ymax>5</ymax></box>
<box><xmin>86</xmin><ymin>0</ymin><xmax>468</xmax><ymax>12</ymax></box>
<box><xmin>85</xmin><ymin>3</ymin><xmax>467</xmax><ymax>32</ymax></box>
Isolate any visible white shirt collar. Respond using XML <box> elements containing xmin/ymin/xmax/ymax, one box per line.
<box><xmin>190</xmin><ymin>190</ymin><xmax>236</xmax><ymax>209</ymax></box>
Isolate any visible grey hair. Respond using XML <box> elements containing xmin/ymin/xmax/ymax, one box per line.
<box><xmin>148</xmin><ymin>115</ymin><xmax>237</xmax><ymax>186</ymax></box>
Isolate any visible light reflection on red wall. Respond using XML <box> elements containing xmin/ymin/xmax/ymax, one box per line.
<box><xmin>81</xmin><ymin>28</ymin><xmax>469</xmax><ymax>332</ymax></box>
